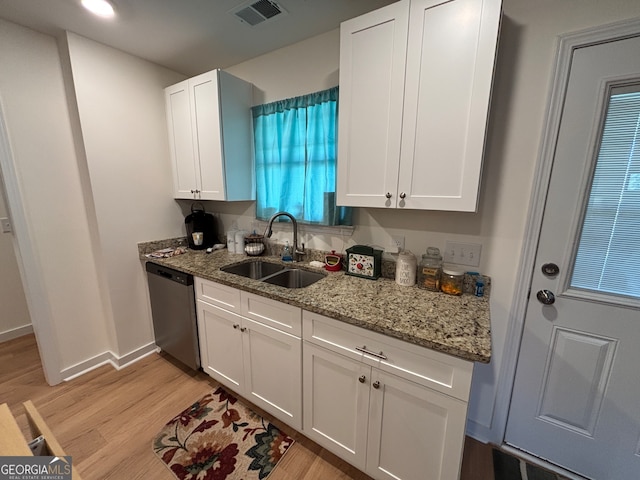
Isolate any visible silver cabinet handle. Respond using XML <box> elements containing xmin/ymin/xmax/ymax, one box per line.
<box><xmin>537</xmin><ymin>290</ymin><xmax>556</xmax><ymax>305</ymax></box>
<box><xmin>385</xmin><ymin>192</ymin><xmax>392</xmax><ymax>199</ymax></box>
<box><xmin>358</xmin><ymin>375</ymin><xmax>366</xmax><ymax>384</ymax></box>
<box><xmin>399</xmin><ymin>192</ymin><xmax>406</xmax><ymax>199</ymax></box>
<box><xmin>355</xmin><ymin>345</ymin><xmax>387</xmax><ymax>360</ymax></box>
<box><xmin>372</xmin><ymin>381</ymin><xmax>380</xmax><ymax>389</ymax></box>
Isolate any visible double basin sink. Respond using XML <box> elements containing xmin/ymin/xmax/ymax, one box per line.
<box><xmin>221</xmin><ymin>260</ymin><xmax>326</xmax><ymax>289</ymax></box>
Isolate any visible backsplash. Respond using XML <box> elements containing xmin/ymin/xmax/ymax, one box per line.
<box><xmin>139</xmin><ymin>237</ymin><xmax>491</xmax><ymax>298</ymax></box>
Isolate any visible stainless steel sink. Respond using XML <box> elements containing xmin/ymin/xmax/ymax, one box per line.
<box><xmin>220</xmin><ymin>261</ymin><xmax>326</xmax><ymax>288</ymax></box>
<box><xmin>262</xmin><ymin>268</ymin><xmax>326</xmax><ymax>288</ymax></box>
<box><xmin>221</xmin><ymin>261</ymin><xmax>285</xmax><ymax>279</ymax></box>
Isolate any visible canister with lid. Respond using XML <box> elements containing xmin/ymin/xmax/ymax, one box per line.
<box><xmin>441</xmin><ymin>268</ymin><xmax>464</xmax><ymax>295</ymax></box>
<box><xmin>417</xmin><ymin>247</ymin><xmax>442</xmax><ymax>291</ymax></box>
<box><xmin>395</xmin><ymin>251</ymin><xmax>417</xmax><ymax>286</ymax></box>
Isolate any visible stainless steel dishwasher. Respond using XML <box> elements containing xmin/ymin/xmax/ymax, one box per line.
<box><xmin>146</xmin><ymin>262</ymin><xmax>200</xmax><ymax>370</ymax></box>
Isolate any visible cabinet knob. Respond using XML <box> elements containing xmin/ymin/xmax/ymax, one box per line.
<box><xmin>233</xmin><ymin>324</ymin><xmax>239</xmax><ymax>329</ymax></box>
<box><xmin>358</xmin><ymin>375</ymin><xmax>366</xmax><ymax>384</ymax></box>
<box><xmin>372</xmin><ymin>381</ymin><xmax>380</xmax><ymax>389</ymax></box>
<box><xmin>399</xmin><ymin>192</ymin><xmax>406</xmax><ymax>199</ymax></box>
<box><xmin>385</xmin><ymin>192</ymin><xmax>392</xmax><ymax>199</ymax></box>
<box><xmin>240</xmin><ymin>327</ymin><xmax>247</xmax><ymax>332</ymax></box>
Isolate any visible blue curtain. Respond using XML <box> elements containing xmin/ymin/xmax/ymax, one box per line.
<box><xmin>252</xmin><ymin>87</ymin><xmax>352</xmax><ymax>226</ymax></box>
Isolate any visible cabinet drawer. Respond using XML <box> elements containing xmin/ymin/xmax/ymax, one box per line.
<box><xmin>303</xmin><ymin>311</ymin><xmax>473</xmax><ymax>401</ymax></box>
<box><xmin>195</xmin><ymin>277</ymin><xmax>241</xmax><ymax>312</ymax></box>
<box><xmin>241</xmin><ymin>292</ymin><xmax>302</xmax><ymax>337</ymax></box>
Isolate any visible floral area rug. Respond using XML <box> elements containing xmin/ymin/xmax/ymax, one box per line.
<box><xmin>153</xmin><ymin>387</ymin><xmax>294</xmax><ymax>480</ymax></box>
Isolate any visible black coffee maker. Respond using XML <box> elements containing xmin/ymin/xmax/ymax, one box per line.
<box><xmin>185</xmin><ymin>203</ymin><xmax>219</xmax><ymax>250</ymax></box>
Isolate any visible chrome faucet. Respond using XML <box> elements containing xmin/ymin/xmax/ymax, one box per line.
<box><xmin>264</xmin><ymin>211</ymin><xmax>305</xmax><ymax>262</ymax></box>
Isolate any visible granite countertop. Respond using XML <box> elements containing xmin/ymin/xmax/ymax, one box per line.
<box><xmin>139</xmin><ymin>241</ymin><xmax>491</xmax><ymax>363</ymax></box>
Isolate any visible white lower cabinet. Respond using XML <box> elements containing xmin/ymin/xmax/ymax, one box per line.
<box><xmin>302</xmin><ymin>311</ymin><xmax>473</xmax><ymax>480</ymax></box>
<box><xmin>195</xmin><ymin>277</ymin><xmax>473</xmax><ymax>480</ymax></box>
<box><xmin>195</xmin><ymin>278</ymin><xmax>302</xmax><ymax>430</ymax></box>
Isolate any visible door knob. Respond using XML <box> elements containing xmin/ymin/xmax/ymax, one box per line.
<box><xmin>358</xmin><ymin>375</ymin><xmax>366</xmax><ymax>383</ymax></box>
<box><xmin>536</xmin><ymin>290</ymin><xmax>556</xmax><ymax>305</ymax></box>
<box><xmin>385</xmin><ymin>192</ymin><xmax>392</xmax><ymax>199</ymax></box>
<box><xmin>399</xmin><ymin>192</ymin><xmax>406</xmax><ymax>199</ymax></box>
<box><xmin>372</xmin><ymin>381</ymin><xmax>380</xmax><ymax>389</ymax></box>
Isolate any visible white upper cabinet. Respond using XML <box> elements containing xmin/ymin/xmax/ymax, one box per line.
<box><xmin>337</xmin><ymin>0</ymin><xmax>502</xmax><ymax>212</ymax></box>
<box><xmin>165</xmin><ymin>69</ymin><xmax>255</xmax><ymax>201</ymax></box>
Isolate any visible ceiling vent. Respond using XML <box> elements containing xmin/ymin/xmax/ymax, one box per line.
<box><xmin>230</xmin><ymin>0</ymin><xmax>287</xmax><ymax>27</ymax></box>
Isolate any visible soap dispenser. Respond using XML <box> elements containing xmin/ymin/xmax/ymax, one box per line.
<box><xmin>281</xmin><ymin>241</ymin><xmax>293</xmax><ymax>262</ymax></box>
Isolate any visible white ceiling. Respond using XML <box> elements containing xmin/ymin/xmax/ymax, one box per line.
<box><xmin>0</xmin><ymin>0</ymin><xmax>397</xmax><ymax>76</ymax></box>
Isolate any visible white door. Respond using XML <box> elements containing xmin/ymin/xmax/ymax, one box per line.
<box><xmin>242</xmin><ymin>317</ymin><xmax>302</xmax><ymax>430</ymax></box>
<box><xmin>397</xmin><ymin>0</ymin><xmax>500</xmax><ymax>212</ymax></box>
<box><xmin>336</xmin><ymin>0</ymin><xmax>409</xmax><ymax>209</ymax></box>
<box><xmin>366</xmin><ymin>370</ymin><xmax>468</xmax><ymax>480</ymax></box>
<box><xmin>196</xmin><ymin>301</ymin><xmax>244</xmax><ymax>392</ymax></box>
<box><xmin>189</xmin><ymin>70</ymin><xmax>226</xmax><ymax>200</ymax></box>
<box><xmin>505</xmin><ymin>33</ymin><xmax>640</xmax><ymax>480</ymax></box>
<box><xmin>165</xmin><ymin>79</ymin><xmax>198</xmax><ymax>198</ymax></box>
<box><xmin>302</xmin><ymin>342</ymin><xmax>370</xmax><ymax>470</ymax></box>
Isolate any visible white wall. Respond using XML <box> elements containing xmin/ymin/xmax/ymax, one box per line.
<box><xmin>224</xmin><ymin>0</ymin><xmax>640</xmax><ymax>441</ymax></box>
<box><xmin>0</xmin><ymin>19</ymin><xmax>111</xmax><ymax>378</ymax></box>
<box><xmin>0</xmin><ymin>177</ymin><xmax>31</xmax><ymax>340</ymax></box>
<box><xmin>64</xmin><ymin>32</ymin><xmax>186</xmax><ymax>357</ymax></box>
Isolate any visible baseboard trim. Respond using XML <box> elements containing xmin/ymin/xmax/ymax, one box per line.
<box><xmin>61</xmin><ymin>342</ymin><xmax>160</xmax><ymax>381</ymax></box>
<box><xmin>466</xmin><ymin>418</ymin><xmax>493</xmax><ymax>444</ymax></box>
<box><xmin>0</xmin><ymin>324</ymin><xmax>34</xmax><ymax>343</ymax></box>
<box><xmin>115</xmin><ymin>342</ymin><xmax>159</xmax><ymax>369</ymax></box>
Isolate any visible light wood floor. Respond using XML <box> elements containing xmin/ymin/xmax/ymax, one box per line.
<box><xmin>0</xmin><ymin>335</ymin><xmax>494</xmax><ymax>479</ymax></box>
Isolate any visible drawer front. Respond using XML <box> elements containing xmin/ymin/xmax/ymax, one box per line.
<box><xmin>303</xmin><ymin>311</ymin><xmax>473</xmax><ymax>400</ymax></box>
<box><xmin>302</xmin><ymin>311</ymin><xmax>370</xmax><ymax>363</ymax></box>
<box><xmin>195</xmin><ymin>277</ymin><xmax>241</xmax><ymax>312</ymax></box>
<box><xmin>241</xmin><ymin>292</ymin><xmax>302</xmax><ymax>337</ymax></box>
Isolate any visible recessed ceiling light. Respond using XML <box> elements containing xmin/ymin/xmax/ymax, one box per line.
<box><xmin>81</xmin><ymin>0</ymin><xmax>115</xmax><ymax>18</ymax></box>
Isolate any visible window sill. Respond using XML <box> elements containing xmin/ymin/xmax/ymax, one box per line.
<box><xmin>254</xmin><ymin>220</ymin><xmax>355</xmax><ymax>238</ymax></box>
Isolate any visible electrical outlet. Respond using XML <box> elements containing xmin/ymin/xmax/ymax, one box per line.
<box><xmin>444</xmin><ymin>242</ymin><xmax>481</xmax><ymax>267</ymax></box>
<box><xmin>391</xmin><ymin>235</ymin><xmax>404</xmax><ymax>252</ymax></box>
<box><xmin>0</xmin><ymin>217</ymin><xmax>11</xmax><ymax>234</ymax></box>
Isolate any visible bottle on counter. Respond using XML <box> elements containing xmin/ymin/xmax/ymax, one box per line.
<box><xmin>441</xmin><ymin>268</ymin><xmax>464</xmax><ymax>295</ymax></box>
<box><xmin>417</xmin><ymin>247</ymin><xmax>442</xmax><ymax>291</ymax></box>
<box><xmin>475</xmin><ymin>277</ymin><xmax>485</xmax><ymax>297</ymax></box>
<box><xmin>395</xmin><ymin>251</ymin><xmax>417</xmax><ymax>286</ymax></box>
<box><xmin>281</xmin><ymin>240</ymin><xmax>293</xmax><ymax>262</ymax></box>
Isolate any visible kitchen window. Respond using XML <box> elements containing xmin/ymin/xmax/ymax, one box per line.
<box><xmin>252</xmin><ymin>87</ymin><xmax>352</xmax><ymax>226</ymax></box>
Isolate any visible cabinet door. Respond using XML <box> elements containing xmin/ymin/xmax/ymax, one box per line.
<box><xmin>337</xmin><ymin>0</ymin><xmax>410</xmax><ymax>208</ymax></box>
<box><xmin>366</xmin><ymin>370</ymin><xmax>468</xmax><ymax>480</ymax></box>
<box><xmin>302</xmin><ymin>343</ymin><xmax>370</xmax><ymax>470</ymax></box>
<box><xmin>165</xmin><ymin>79</ymin><xmax>198</xmax><ymax>198</ymax></box>
<box><xmin>241</xmin><ymin>318</ymin><xmax>302</xmax><ymax>430</ymax></box>
<box><xmin>196</xmin><ymin>300</ymin><xmax>244</xmax><ymax>392</ymax></box>
<box><xmin>189</xmin><ymin>70</ymin><xmax>226</xmax><ymax>201</ymax></box>
<box><xmin>398</xmin><ymin>0</ymin><xmax>501</xmax><ymax>211</ymax></box>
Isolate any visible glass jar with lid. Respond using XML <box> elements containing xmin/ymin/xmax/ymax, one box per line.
<box><xmin>417</xmin><ymin>247</ymin><xmax>442</xmax><ymax>291</ymax></box>
<box><xmin>441</xmin><ymin>268</ymin><xmax>464</xmax><ymax>295</ymax></box>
